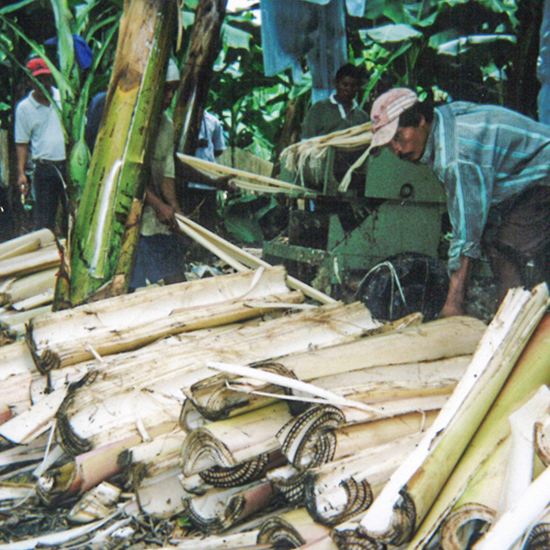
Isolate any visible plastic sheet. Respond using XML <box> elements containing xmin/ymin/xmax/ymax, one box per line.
<box><xmin>261</xmin><ymin>0</ymin><xmax>355</xmax><ymax>101</ymax></box>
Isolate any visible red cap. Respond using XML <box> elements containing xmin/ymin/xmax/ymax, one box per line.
<box><xmin>26</xmin><ymin>58</ymin><xmax>51</xmax><ymax>77</ymax></box>
<box><xmin>370</xmin><ymin>88</ymin><xmax>418</xmax><ymax>147</ymax></box>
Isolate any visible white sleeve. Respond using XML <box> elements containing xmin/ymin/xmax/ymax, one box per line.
<box><xmin>14</xmin><ymin>102</ymin><xmax>31</xmax><ymax>144</ymax></box>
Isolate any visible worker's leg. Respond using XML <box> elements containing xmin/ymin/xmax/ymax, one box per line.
<box><xmin>32</xmin><ymin>161</ymin><xmax>57</xmax><ymax>231</ymax></box>
<box><xmin>486</xmin><ymin>186</ymin><xmax>550</xmax><ymax>302</ymax></box>
<box><xmin>488</xmin><ymin>249</ymin><xmax>522</xmax><ymax>304</ymax></box>
<box><xmin>32</xmin><ymin>160</ymin><xmax>68</xmax><ymax>235</ymax></box>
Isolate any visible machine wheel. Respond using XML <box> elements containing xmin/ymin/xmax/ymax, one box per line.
<box><xmin>357</xmin><ymin>253</ymin><xmax>449</xmax><ymax>322</ymax></box>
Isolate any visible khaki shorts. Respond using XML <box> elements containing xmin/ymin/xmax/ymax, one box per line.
<box><xmin>483</xmin><ymin>185</ymin><xmax>550</xmax><ymax>285</ymax></box>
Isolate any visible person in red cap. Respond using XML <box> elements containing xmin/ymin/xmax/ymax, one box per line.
<box><xmin>15</xmin><ymin>57</ymin><xmax>67</xmax><ymax>235</ymax></box>
<box><xmin>370</xmin><ymin>88</ymin><xmax>550</xmax><ymax>318</ymax></box>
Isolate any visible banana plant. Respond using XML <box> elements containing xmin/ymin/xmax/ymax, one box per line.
<box><xmin>65</xmin><ymin>0</ymin><xmax>180</xmax><ymax>307</ymax></box>
<box><xmin>0</xmin><ymin>0</ymin><xmax>119</xmax><ymax>204</ymax></box>
<box><xmin>352</xmin><ymin>0</ymin><xmax>518</xmax><ymax>105</ymax></box>
<box><xmin>173</xmin><ymin>0</ymin><xmax>227</xmax><ymax>154</ymax></box>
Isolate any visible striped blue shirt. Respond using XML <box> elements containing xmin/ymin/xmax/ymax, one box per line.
<box><xmin>420</xmin><ymin>102</ymin><xmax>550</xmax><ymax>271</ymax></box>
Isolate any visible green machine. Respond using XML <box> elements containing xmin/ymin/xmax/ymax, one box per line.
<box><xmin>263</xmin><ymin>147</ymin><xmax>449</xmax><ymax>318</ymax></box>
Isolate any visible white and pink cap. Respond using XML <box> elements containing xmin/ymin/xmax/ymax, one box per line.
<box><xmin>370</xmin><ymin>88</ymin><xmax>418</xmax><ymax>147</ymax></box>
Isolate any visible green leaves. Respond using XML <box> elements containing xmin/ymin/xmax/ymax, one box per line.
<box><xmin>0</xmin><ymin>0</ymin><xmax>37</xmax><ymax>16</ymax></box>
<box><xmin>222</xmin><ymin>23</ymin><xmax>252</xmax><ymax>50</ymax></box>
<box><xmin>431</xmin><ymin>33</ymin><xmax>516</xmax><ymax>55</ymax></box>
<box><xmin>0</xmin><ymin>0</ymin><xmax>534</xmax><ymax>212</ymax></box>
<box><xmin>352</xmin><ymin>0</ymin><xmax>519</xmax><ymax>105</ymax></box>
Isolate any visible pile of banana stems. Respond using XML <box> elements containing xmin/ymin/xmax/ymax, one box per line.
<box><xmin>0</xmin><ymin>229</ymin><xmax>62</xmax><ymax>338</ymax></box>
<box><xmin>157</xmin><ymin>316</ymin><xmax>482</xmax><ymax>533</ymax></box>
<box><xmin>1</xmin><ymin>259</ymin><xmax>550</xmax><ymax>550</ymax></box>
<box><xmin>349</xmin><ymin>283</ymin><xmax>550</xmax><ymax>550</ymax></box>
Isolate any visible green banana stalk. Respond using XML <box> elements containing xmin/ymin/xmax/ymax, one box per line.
<box><xmin>65</xmin><ymin>0</ymin><xmax>179</xmax><ymax>306</ymax></box>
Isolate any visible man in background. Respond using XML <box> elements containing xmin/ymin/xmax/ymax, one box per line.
<box><xmin>178</xmin><ymin>110</ymin><xmax>226</xmax><ymax>230</ymax></box>
<box><xmin>130</xmin><ymin>62</ymin><xmax>230</xmax><ymax>287</ymax></box>
<box><xmin>15</xmin><ymin>58</ymin><xmax>68</xmax><ymax>234</ymax></box>
<box><xmin>301</xmin><ymin>63</ymin><xmax>369</xmax><ymax>192</ymax></box>
<box><xmin>130</xmin><ymin>59</ymin><xmax>187</xmax><ymax>288</ymax></box>
<box><xmin>302</xmin><ymin>63</ymin><xmax>369</xmax><ymax>139</ymax></box>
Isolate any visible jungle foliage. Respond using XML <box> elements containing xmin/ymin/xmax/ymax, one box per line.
<box><xmin>0</xmin><ymin>0</ymin><xmax>541</xmax><ymax>165</ymax></box>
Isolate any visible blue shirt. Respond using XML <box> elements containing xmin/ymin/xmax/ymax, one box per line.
<box><xmin>179</xmin><ymin>111</ymin><xmax>226</xmax><ymax>190</ymax></box>
<box><xmin>194</xmin><ymin>111</ymin><xmax>225</xmax><ymax>164</ymax></box>
<box><xmin>420</xmin><ymin>102</ymin><xmax>550</xmax><ymax>271</ymax></box>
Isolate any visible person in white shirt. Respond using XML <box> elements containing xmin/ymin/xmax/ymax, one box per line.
<box><xmin>15</xmin><ymin>57</ymin><xmax>68</xmax><ymax>234</ymax></box>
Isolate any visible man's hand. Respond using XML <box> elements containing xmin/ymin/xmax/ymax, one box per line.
<box><xmin>154</xmin><ymin>201</ymin><xmax>177</xmax><ymax>227</ymax></box>
<box><xmin>16</xmin><ymin>143</ymin><xmax>31</xmax><ymax>198</ymax></box>
<box><xmin>145</xmin><ymin>188</ymin><xmax>181</xmax><ymax>229</ymax></box>
<box><xmin>18</xmin><ymin>173</ymin><xmax>30</xmax><ymax>198</ymax></box>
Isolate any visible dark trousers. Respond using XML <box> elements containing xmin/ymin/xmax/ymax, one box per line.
<box><xmin>130</xmin><ymin>233</ymin><xmax>187</xmax><ymax>289</ymax></box>
<box><xmin>32</xmin><ymin>159</ymin><xmax>69</xmax><ymax>235</ymax></box>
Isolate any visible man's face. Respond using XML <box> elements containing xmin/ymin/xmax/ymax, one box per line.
<box><xmin>33</xmin><ymin>74</ymin><xmax>54</xmax><ymax>93</ymax></box>
<box><xmin>387</xmin><ymin>117</ymin><xmax>430</xmax><ymax>162</ymax></box>
<box><xmin>334</xmin><ymin>76</ymin><xmax>361</xmax><ymax>105</ymax></box>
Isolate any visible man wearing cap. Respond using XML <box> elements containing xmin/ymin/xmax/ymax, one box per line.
<box><xmin>15</xmin><ymin>57</ymin><xmax>68</xmax><ymax>234</ymax></box>
<box><xmin>370</xmin><ymin>88</ymin><xmax>550</xmax><ymax>318</ymax></box>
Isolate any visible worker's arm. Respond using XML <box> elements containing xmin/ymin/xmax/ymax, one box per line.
<box><xmin>145</xmin><ymin>177</ymin><xmax>181</xmax><ymax>228</ymax></box>
<box><xmin>161</xmin><ymin>176</ymin><xmax>181</xmax><ymax>214</ymax></box>
<box><xmin>439</xmin><ymin>256</ymin><xmax>472</xmax><ymax>318</ymax></box>
<box><xmin>177</xmin><ymin>159</ymin><xmax>233</xmax><ymax>191</ymax></box>
<box><xmin>16</xmin><ymin>143</ymin><xmax>31</xmax><ymax>197</ymax></box>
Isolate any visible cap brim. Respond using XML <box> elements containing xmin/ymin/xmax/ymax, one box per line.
<box><xmin>371</xmin><ymin>118</ymin><xmax>398</xmax><ymax>148</ymax></box>
<box><xmin>32</xmin><ymin>69</ymin><xmax>52</xmax><ymax>76</ymax></box>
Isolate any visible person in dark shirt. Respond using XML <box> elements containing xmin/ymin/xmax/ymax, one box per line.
<box><xmin>302</xmin><ymin>63</ymin><xmax>369</xmax><ymax>139</ymax></box>
<box><xmin>301</xmin><ymin>64</ymin><xmax>369</xmax><ymax>192</ymax></box>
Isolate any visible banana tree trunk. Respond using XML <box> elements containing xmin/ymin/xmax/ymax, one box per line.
<box><xmin>57</xmin><ymin>0</ymin><xmax>179</xmax><ymax>308</ymax></box>
<box><xmin>173</xmin><ymin>0</ymin><xmax>226</xmax><ymax>153</ymax></box>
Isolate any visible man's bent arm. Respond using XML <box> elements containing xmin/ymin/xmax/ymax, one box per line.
<box><xmin>439</xmin><ymin>256</ymin><xmax>472</xmax><ymax>318</ymax></box>
<box><xmin>145</xmin><ymin>184</ymin><xmax>177</xmax><ymax>228</ymax></box>
<box><xmin>161</xmin><ymin>176</ymin><xmax>181</xmax><ymax>213</ymax></box>
<box><xmin>178</xmin><ymin>160</ymin><xmax>232</xmax><ymax>190</ymax></box>
<box><xmin>16</xmin><ymin>143</ymin><xmax>30</xmax><ymax>197</ymax></box>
